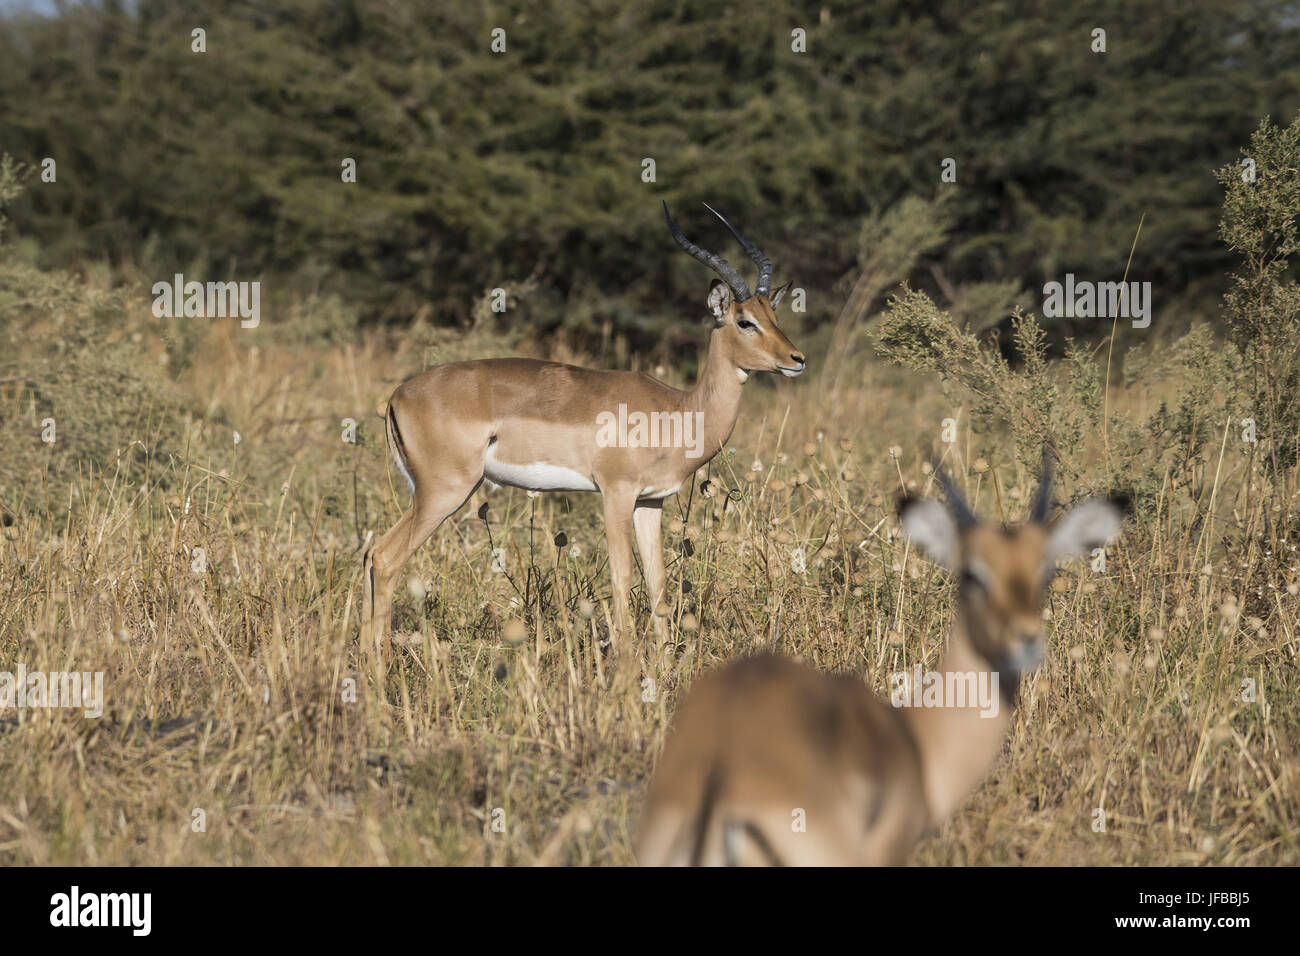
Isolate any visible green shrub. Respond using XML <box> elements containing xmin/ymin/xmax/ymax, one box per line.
<box><xmin>0</xmin><ymin>157</ymin><xmax>191</xmax><ymax>516</ymax></box>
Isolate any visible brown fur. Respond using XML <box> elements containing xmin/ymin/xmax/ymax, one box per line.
<box><xmin>637</xmin><ymin>492</ymin><xmax>1124</xmax><ymax>865</ymax></box>
<box><xmin>361</xmin><ymin>290</ymin><xmax>803</xmax><ymax>655</ymax></box>
<box><xmin>637</xmin><ymin>654</ymin><xmax>926</xmax><ymax>866</ymax></box>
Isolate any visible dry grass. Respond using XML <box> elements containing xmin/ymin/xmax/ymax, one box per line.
<box><xmin>0</xmin><ymin>295</ymin><xmax>1297</xmax><ymax>867</ymax></box>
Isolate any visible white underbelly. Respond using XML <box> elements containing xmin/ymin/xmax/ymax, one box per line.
<box><xmin>638</xmin><ymin>484</ymin><xmax>681</xmax><ymax>500</ymax></box>
<box><xmin>484</xmin><ymin>445</ymin><xmax>598</xmax><ymax>492</ymax></box>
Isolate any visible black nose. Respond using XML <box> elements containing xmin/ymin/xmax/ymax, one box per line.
<box><xmin>790</xmin><ymin>353</ymin><xmax>805</xmax><ymax>366</ymax></box>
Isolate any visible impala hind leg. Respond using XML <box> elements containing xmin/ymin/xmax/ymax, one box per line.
<box><xmin>362</xmin><ymin>478</ymin><xmax>481</xmax><ymax>659</ymax></box>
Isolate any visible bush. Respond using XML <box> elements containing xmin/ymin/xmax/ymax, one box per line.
<box><xmin>1216</xmin><ymin>113</ymin><xmax>1300</xmax><ymax>475</ymax></box>
<box><xmin>0</xmin><ymin>157</ymin><xmax>191</xmax><ymax>517</ymax></box>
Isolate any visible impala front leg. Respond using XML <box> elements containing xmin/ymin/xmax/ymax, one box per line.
<box><xmin>602</xmin><ymin>486</ymin><xmax>638</xmax><ymax>637</ymax></box>
<box><xmin>634</xmin><ymin>499</ymin><xmax>668</xmax><ymax>637</ymax></box>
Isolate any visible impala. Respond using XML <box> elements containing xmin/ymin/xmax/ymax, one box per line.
<box><xmin>636</xmin><ymin>458</ymin><xmax>1125</xmax><ymax>865</ymax></box>
<box><xmin>361</xmin><ymin>203</ymin><xmax>806</xmax><ymax>652</ymax></box>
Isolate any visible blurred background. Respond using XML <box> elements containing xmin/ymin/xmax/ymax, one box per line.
<box><xmin>2</xmin><ymin>0</ymin><xmax>1298</xmax><ymax>362</ymax></box>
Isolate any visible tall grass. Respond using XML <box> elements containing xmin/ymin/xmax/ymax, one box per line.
<box><xmin>0</xmin><ymin>302</ymin><xmax>1295</xmax><ymax>864</ymax></box>
<box><xmin>1</xmin><ymin>118</ymin><xmax>1297</xmax><ymax>864</ymax></box>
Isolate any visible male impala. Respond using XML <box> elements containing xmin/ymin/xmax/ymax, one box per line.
<box><xmin>361</xmin><ymin>203</ymin><xmax>805</xmax><ymax>651</ymax></box>
<box><xmin>636</xmin><ymin>459</ymin><xmax>1124</xmax><ymax>865</ymax></box>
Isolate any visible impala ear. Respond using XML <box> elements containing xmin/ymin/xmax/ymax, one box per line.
<box><xmin>1045</xmin><ymin>497</ymin><xmax>1125</xmax><ymax>563</ymax></box>
<box><xmin>707</xmin><ymin>279</ymin><xmax>733</xmax><ymax>321</ymax></box>
<box><xmin>898</xmin><ymin>496</ymin><xmax>961</xmax><ymax>570</ymax></box>
<box><xmin>770</xmin><ymin>281</ymin><xmax>792</xmax><ymax>308</ymax></box>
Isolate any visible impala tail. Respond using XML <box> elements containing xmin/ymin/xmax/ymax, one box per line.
<box><xmin>687</xmin><ymin>764</ymin><xmax>724</xmax><ymax>865</ymax></box>
<box><xmin>651</xmin><ymin>764</ymin><xmax>786</xmax><ymax>866</ymax></box>
<box><xmin>722</xmin><ymin>819</ymin><xmax>784</xmax><ymax>867</ymax></box>
<box><xmin>385</xmin><ymin>402</ymin><xmax>416</xmax><ymax>497</ymax></box>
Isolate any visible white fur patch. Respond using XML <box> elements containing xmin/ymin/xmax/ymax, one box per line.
<box><xmin>484</xmin><ymin>444</ymin><xmax>598</xmax><ymax>492</ymax></box>
<box><xmin>391</xmin><ymin>436</ymin><xmax>415</xmax><ymax>497</ymax></box>
<box><xmin>1047</xmin><ymin>499</ymin><xmax>1123</xmax><ymax>563</ymax></box>
<box><xmin>637</xmin><ymin>484</ymin><xmax>681</xmax><ymax>500</ymax></box>
<box><xmin>899</xmin><ymin>498</ymin><xmax>960</xmax><ymax>569</ymax></box>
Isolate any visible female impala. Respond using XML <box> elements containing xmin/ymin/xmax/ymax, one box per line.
<box><xmin>636</xmin><ymin>461</ymin><xmax>1125</xmax><ymax>865</ymax></box>
<box><xmin>361</xmin><ymin>203</ymin><xmax>806</xmax><ymax>652</ymax></box>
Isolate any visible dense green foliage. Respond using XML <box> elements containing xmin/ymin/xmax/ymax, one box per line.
<box><xmin>877</xmin><ymin>113</ymin><xmax>1300</xmax><ymax>480</ymax></box>
<box><xmin>1217</xmin><ymin>115</ymin><xmax>1300</xmax><ymax>473</ymax></box>
<box><xmin>1</xmin><ymin>0</ymin><xmax>1298</xmax><ymax>355</ymax></box>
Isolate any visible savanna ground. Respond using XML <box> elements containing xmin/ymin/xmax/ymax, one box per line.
<box><xmin>2</xmin><ymin>115</ymin><xmax>1299</xmax><ymax>865</ymax></box>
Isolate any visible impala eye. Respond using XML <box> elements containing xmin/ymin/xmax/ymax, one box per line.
<box><xmin>737</xmin><ymin>318</ymin><xmax>757</xmax><ymax>332</ymax></box>
<box><xmin>961</xmin><ymin>569</ymin><xmax>988</xmax><ymax>594</ymax></box>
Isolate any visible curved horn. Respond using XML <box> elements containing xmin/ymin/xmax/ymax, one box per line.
<box><xmin>931</xmin><ymin>457</ymin><xmax>978</xmax><ymax>528</ymax></box>
<box><xmin>663</xmin><ymin>202</ymin><xmax>752</xmax><ymax>301</ymax></box>
<box><xmin>1029</xmin><ymin>445</ymin><xmax>1055</xmax><ymax>524</ymax></box>
<box><xmin>702</xmin><ymin>202</ymin><xmax>774</xmax><ymax>299</ymax></box>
